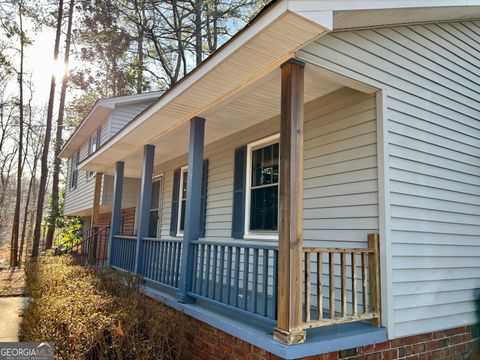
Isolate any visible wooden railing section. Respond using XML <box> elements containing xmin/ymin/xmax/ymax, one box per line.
<box><xmin>302</xmin><ymin>234</ymin><xmax>380</xmax><ymax>330</ymax></box>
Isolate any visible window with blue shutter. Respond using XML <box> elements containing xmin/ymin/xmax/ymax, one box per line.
<box><xmin>232</xmin><ymin>146</ymin><xmax>247</xmax><ymax>238</ymax></box>
<box><xmin>170</xmin><ymin>168</ymin><xmax>181</xmax><ymax>236</ymax></box>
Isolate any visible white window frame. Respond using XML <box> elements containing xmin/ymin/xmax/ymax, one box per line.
<box><xmin>176</xmin><ymin>165</ymin><xmax>188</xmax><ymax>237</ymax></box>
<box><xmin>86</xmin><ymin>127</ymin><xmax>101</xmax><ymax>180</ymax></box>
<box><xmin>149</xmin><ymin>173</ymin><xmax>165</xmax><ymax>238</ymax></box>
<box><xmin>244</xmin><ymin>133</ymin><xmax>280</xmax><ymax>240</ymax></box>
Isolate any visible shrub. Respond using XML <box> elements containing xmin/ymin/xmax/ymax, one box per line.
<box><xmin>20</xmin><ymin>255</ymin><xmax>184</xmax><ymax>359</ymax></box>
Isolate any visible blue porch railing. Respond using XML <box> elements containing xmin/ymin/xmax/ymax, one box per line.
<box><xmin>110</xmin><ymin>235</ymin><xmax>137</xmax><ymax>272</ymax></box>
<box><xmin>140</xmin><ymin>238</ymin><xmax>182</xmax><ymax>288</ymax></box>
<box><xmin>189</xmin><ymin>240</ymin><xmax>278</xmax><ymax>321</ymax></box>
<box><xmin>109</xmin><ymin>236</ymin><xmax>278</xmax><ymax>322</ymax></box>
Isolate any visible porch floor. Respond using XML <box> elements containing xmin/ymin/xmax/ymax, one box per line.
<box><xmin>144</xmin><ymin>279</ymin><xmax>387</xmax><ymax>359</ymax></box>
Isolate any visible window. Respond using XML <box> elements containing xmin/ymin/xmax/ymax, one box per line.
<box><xmin>70</xmin><ymin>151</ymin><xmax>79</xmax><ymax>189</ymax></box>
<box><xmin>177</xmin><ymin>167</ymin><xmax>188</xmax><ymax>235</ymax></box>
<box><xmin>148</xmin><ymin>175</ymin><xmax>164</xmax><ymax>238</ymax></box>
<box><xmin>245</xmin><ymin>134</ymin><xmax>280</xmax><ymax>237</ymax></box>
<box><xmin>86</xmin><ymin>128</ymin><xmax>101</xmax><ymax>180</ymax></box>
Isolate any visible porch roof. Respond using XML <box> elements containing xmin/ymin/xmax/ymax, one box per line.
<box><xmin>75</xmin><ymin>0</ymin><xmax>480</xmax><ymax>177</ymax></box>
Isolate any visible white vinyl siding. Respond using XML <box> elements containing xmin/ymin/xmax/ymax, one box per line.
<box><xmin>64</xmin><ymin>120</ymin><xmax>108</xmax><ymax>215</ymax></box>
<box><xmin>108</xmin><ymin>100</ymin><xmax>155</xmax><ymax>138</ymax></box>
<box><xmin>156</xmin><ymin>87</ymin><xmax>377</xmax><ymax>249</ymax></box>
<box><xmin>64</xmin><ymin>99</ymin><xmax>154</xmax><ymax>216</ymax></box>
<box><xmin>299</xmin><ymin>20</ymin><xmax>480</xmax><ymax>338</ymax></box>
<box><xmin>64</xmin><ymin>138</ymin><xmax>95</xmax><ymax>215</ymax></box>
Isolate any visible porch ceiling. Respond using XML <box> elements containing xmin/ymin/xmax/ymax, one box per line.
<box><xmin>90</xmin><ymin>64</ymin><xmax>345</xmax><ymax>178</ymax></box>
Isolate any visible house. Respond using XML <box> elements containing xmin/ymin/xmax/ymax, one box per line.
<box><xmin>59</xmin><ymin>1</ymin><xmax>480</xmax><ymax>359</ymax></box>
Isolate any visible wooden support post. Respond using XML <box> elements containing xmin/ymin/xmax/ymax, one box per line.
<box><xmin>134</xmin><ymin>144</ymin><xmax>155</xmax><ymax>274</ymax></box>
<box><xmin>273</xmin><ymin>58</ymin><xmax>306</xmax><ymax>345</ymax></box>
<box><xmin>176</xmin><ymin>116</ymin><xmax>205</xmax><ymax>303</ymax></box>
<box><xmin>107</xmin><ymin>161</ymin><xmax>124</xmax><ymax>266</ymax></box>
<box><xmin>368</xmin><ymin>233</ymin><xmax>381</xmax><ymax>326</ymax></box>
<box><xmin>89</xmin><ymin>173</ymin><xmax>103</xmax><ymax>263</ymax></box>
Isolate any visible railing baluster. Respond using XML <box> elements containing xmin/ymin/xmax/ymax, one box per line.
<box><xmin>169</xmin><ymin>242</ymin><xmax>176</xmax><ymax>286</ymax></box>
<box><xmin>198</xmin><ymin>244</ymin><xmax>205</xmax><ymax>294</ymax></box>
<box><xmin>219</xmin><ymin>246</ymin><xmax>225</xmax><ymax>303</ymax></box>
<box><xmin>341</xmin><ymin>252</ymin><xmax>347</xmax><ymax>318</ymax></box>
<box><xmin>242</xmin><ymin>248</ymin><xmax>249</xmax><ymax>310</ymax></box>
<box><xmin>205</xmin><ymin>244</ymin><xmax>211</xmax><ymax>297</ymax></box>
<box><xmin>317</xmin><ymin>251</ymin><xmax>323</xmax><ymax>320</ymax></box>
<box><xmin>253</xmin><ymin>248</ymin><xmax>259</xmax><ymax>313</ymax></box>
<box><xmin>352</xmin><ymin>252</ymin><xmax>358</xmax><ymax>317</ymax></box>
<box><xmin>212</xmin><ymin>245</ymin><xmax>218</xmax><ymax>300</ymax></box>
<box><xmin>192</xmin><ymin>243</ymin><xmax>198</xmax><ymax>291</ymax></box>
<box><xmin>158</xmin><ymin>240</ymin><xmax>165</xmax><ymax>282</ymax></box>
<box><xmin>329</xmin><ymin>252</ymin><xmax>335</xmax><ymax>320</ymax></box>
<box><xmin>176</xmin><ymin>242</ymin><xmax>182</xmax><ymax>287</ymax></box>
<box><xmin>262</xmin><ymin>249</ymin><xmax>268</xmax><ymax>317</ymax></box>
<box><xmin>155</xmin><ymin>241</ymin><xmax>159</xmax><ymax>279</ymax></box>
<box><xmin>167</xmin><ymin>241</ymin><xmax>174</xmax><ymax>286</ymax></box>
<box><xmin>226</xmin><ymin>246</ymin><xmax>233</xmax><ymax>305</ymax></box>
<box><xmin>305</xmin><ymin>251</ymin><xmax>311</xmax><ymax>322</ymax></box>
<box><xmin>362</xmin><ymin>252</ymin><xmax>368</xmax><ymax>313</ymax></box>
<box><xmin>234</xmin><ymin>247</ymin><xmax>240</xmax><ymax>308</ymax></box>
<box><xmin>273</xmin><ymin>250</ymin><xmax>278</xmax><ymax>320</ymax></box>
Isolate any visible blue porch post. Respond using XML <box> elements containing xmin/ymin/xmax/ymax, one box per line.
<box><xmin>176</xmin><ymin>116</ymin><xmax>205</xmax><ymax>303</ymax></box>
<box><xmin>108</xmin><ymin>161</ymin><xmax>124</xmax><ymax>266</ymax></box>
<box><xmin>134</xmin><ymin>144</ymin><xmax>155</xmax><ymax>274</ymax></box>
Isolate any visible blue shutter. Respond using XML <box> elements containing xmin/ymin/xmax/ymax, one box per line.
<box><xmin>232</xmin><ymin>146</ymin><xmax>247</xmax><ymax>239</ymax></box>
<box><xmin>170</xmin><ymin>168</ymin><xmax>181</xmax><ymax>236</ymax></box>
<box><xmin>199</xmin><ymin>159</ymin><xmax>209</xmax><ymax>237</ymax></box>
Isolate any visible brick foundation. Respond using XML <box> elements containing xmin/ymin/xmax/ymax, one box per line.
<box><xmin>172</xmin><ymin>308</ymin><xmax>479</xmax><ymax>360</ymax></box>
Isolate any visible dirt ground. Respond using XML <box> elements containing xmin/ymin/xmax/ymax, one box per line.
<box><xmin>0</xmin><ymin>245</ymin><xmax>26</xmax><ymax>296</ymax></box>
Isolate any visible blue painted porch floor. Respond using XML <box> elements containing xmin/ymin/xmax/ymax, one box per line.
<box><xmin>144</xmin><ymin>281</ymin><xmax>387</xmax><ymax>359</ymax></box>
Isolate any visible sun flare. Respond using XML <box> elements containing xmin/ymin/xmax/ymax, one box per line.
<box><xmin>51</xmin><ymin>58</ymin><xmax>66</xmax><ymax>81</ymax></box>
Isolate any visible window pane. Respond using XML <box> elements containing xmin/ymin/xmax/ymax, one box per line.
<box><xmin>181</xmin><ymin>171</ymin><xmax>188</xmax><ymax>200</ymax></box>
<box><xmin>250</xmin><ymin>186</ymin><xmax>278</xmax><ymax>231</ymax></box>
<box><xmin>251</xmin><ymin>143</ymin><xmax>279</xmax><ymax>187</ymax></box>
<box><xmin>151</xmin><ymin>180</ymin><xmax>160</xmax><ymax>209</ymax></box>
<box><xmin>148</xmin><ymin>210</ymin><xmax>159</xmax><ymax>237</ymax></box>
<box><xmin>180</xmin><ymin>199</ymin><xmax>186</xmax><ymax>231</ymax></box>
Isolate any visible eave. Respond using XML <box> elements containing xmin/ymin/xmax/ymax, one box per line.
<box><xmin>77</xmin><ymin>0</ymin><xmax>480</xmax><ymax>174</ymax></box>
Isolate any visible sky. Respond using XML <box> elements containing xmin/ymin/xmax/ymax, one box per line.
<box><xmin>25</xmin><ymin>25</ymin><xmax>69</xmax><ymax>107</ymax></box>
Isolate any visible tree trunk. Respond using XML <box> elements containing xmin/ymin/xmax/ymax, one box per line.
<box><xmin>136</xmin><ymin>26</ymin><xmax>143</xmax><ymax>94</ymax></box>
<box><xmin>45</xmin><ymin>0</ymin><xmax>74</xmax><ymax>250</ymax></box>
<box><xmin>31</xmin><ymin>0</ymin><xmax>63</xmax><ymax>257</ymax></box>
<box><xmin>10</xmin><ymin>1</ymin><xmax>25</xmax><ymax>267</ymax></box>
<box><xmin>195</xmin><ymin>0</ymin><xmax>202</xmax><ymax>66</ymax></box>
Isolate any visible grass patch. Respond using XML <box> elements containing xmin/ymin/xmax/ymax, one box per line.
<box><xmin>20</xmin><ymin>254</ymin><xmax>184</xmax><ymax>359</ymax></box>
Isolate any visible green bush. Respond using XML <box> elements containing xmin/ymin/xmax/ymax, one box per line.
<box><xmin>20</xmin><ymin>255</ymin><xmax>184</xmax><ymax>359</ymax></box>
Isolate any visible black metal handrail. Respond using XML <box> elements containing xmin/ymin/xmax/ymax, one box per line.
<box><xmin>55</xmin><ymin>226</ymin><xmax>93</xmax><ymax>253</ymax></box>
<box><xmin>64</xmin><ymin>227</ymin><xmax>111</xmax><ymax>268</ymax></box>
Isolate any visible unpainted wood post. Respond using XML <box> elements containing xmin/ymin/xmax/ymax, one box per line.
<box><xmin>368</xmin><ymin>233</ymin><xmax>381</xmax><ymax>327</ymax></box>
<box><xmin>273</xmin><ymin>58</ymin><xmax>306</xmax><ymax>345</ymax></box>
<box><xmin>176</xmin><ymin>116</ymin><xmax>205</xmax><ymax>303</ymax></box>
<box><xmin>134</xmin><ymin>144</ymin><xmax>155</xmax><ymax>274</ymax></box>
<box><xmin>107</xmin><ymin>161</ymin><xmax>124</xmax><ymax>266</ymax></box>
<box><xmin>89</xmin><ymin>173</ymin><xmax>102</xmax><ymax>263</ymax></box>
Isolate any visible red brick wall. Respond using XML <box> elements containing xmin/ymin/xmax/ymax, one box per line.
<box><xmin>82</xmin><ymin>207</ymin><xmax>136</xmax><ymax>260</ymax></box>
<box><xmin>175</xmin><ymin>311</ymin><xmax>478</xmax><ymax>360</ymax></box>
<box><xmin>83</xmin><ymin>207</ymin><xmax>136</xmax><ymax>236</ymax></box>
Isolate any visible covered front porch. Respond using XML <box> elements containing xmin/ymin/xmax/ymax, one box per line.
<box><xmin>80</xmin><ymin>54</ymin><xmax>384</xmax><ymax>348</ymax></box>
